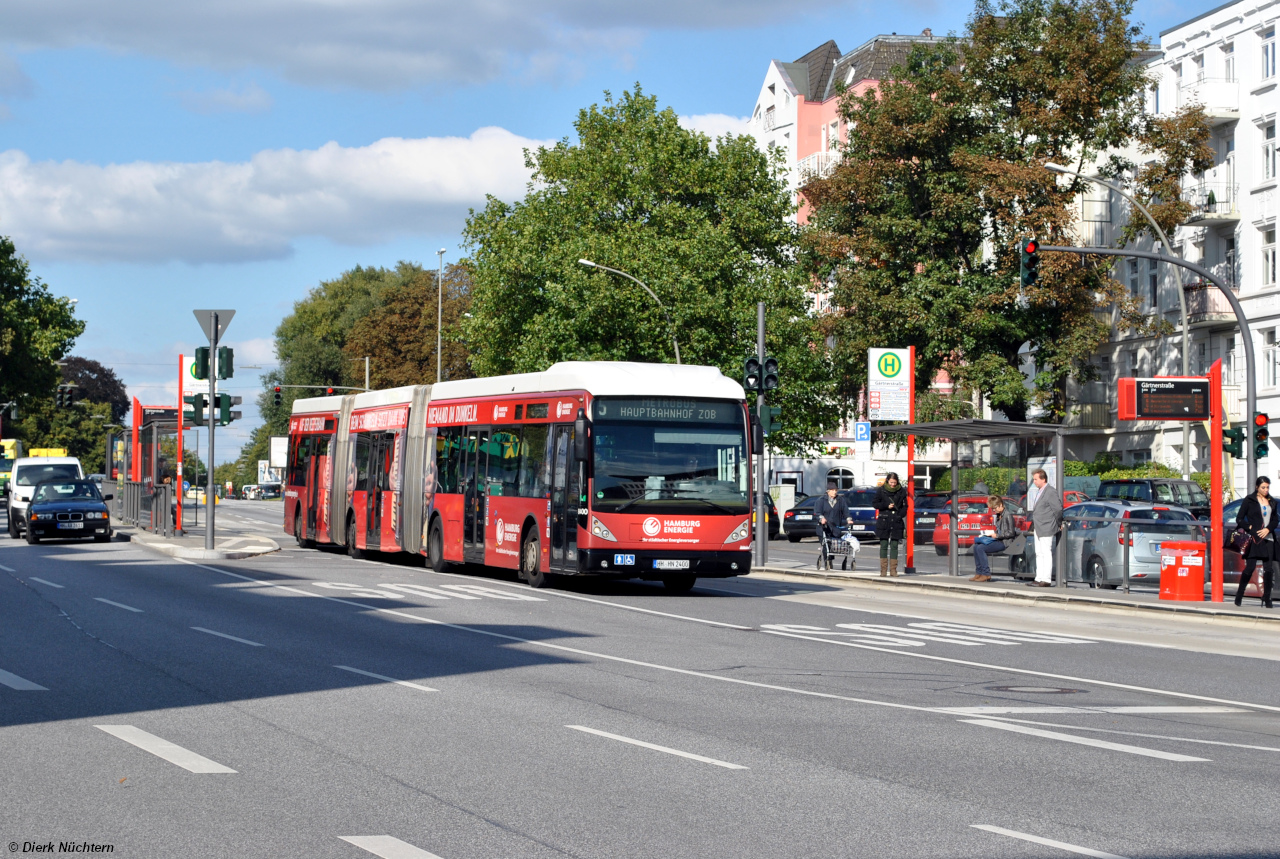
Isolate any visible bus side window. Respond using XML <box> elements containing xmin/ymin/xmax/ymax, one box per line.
<box><xmin>519</xmin><ymin>424</ymin><xmax>548</xmax><ymax>498</ymax></box>
<box><xmin>354</xmin><ymin>433</ymin><xmax>372</xmax><ymax>492</ymax></box>
<box><xmin>288</xmin><ymin>436</ymin><xmax>310</xmax><ymax>486</ymax></box>
<box><xmin>489</xmin><ymin>426</ymin><xmax>521</xmax><ymax>496</ymax></box>
<box><xmin>458</xmin><ymin>428</ymin><xmax>478</xmax><ymax>494</ymax></box>
<box><xmin>436</xmin><ymin>427</ymin><xmax>461</xmax><ymax>493</ymax></box>
<box><xmin>376</xmin><ymin>432</ymin><xmax>396</xmax><ymax>491</ymax></box>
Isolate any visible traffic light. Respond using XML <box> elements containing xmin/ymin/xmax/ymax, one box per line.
<box><xmin>216</xmin><ymin>347</ymin><xmax>234</xmax><ymax>380</ymax></box>
<box><xmin>761</xmin><ymin>406</ymin><xmax>782</xmax><ymax>435</ymax></box>
<box><xmin>216</xmin><ymin>393</ymin><xmax>242</xmax><ymax>425</ymax></box>
<box><xmin>1019</xmin><ymin>239</ymin><xmax>1040</xmax><ymax>287</ymax></box>
<box><xmin>184</xmin><ymin>393</ymin><xmax>207</xmax><ymax>427</ymax></box>
<box><xmin>55</xmin><ymin>385</ymin><xmax>75</xmax><ymax>408</ymax></box>
<box><xmin>273</xmin><ymin>386</ymin><xmax>283</xmax><ymax>407</ymax></box>
<box><xmin>193</xmin><ymin>347</ymin><xmax>210</xmax><ymax>381</ymax></box>
<box><xmin>762</xmin><ymin>356</ymin><xmax>779</xmax><ymax>391</ymax></box>
<box><xmin>1223</xmin><ymin>425</ymin><xmax>1246</xmax><ymax>458</ymax></box>
<box><xmin>1255</xmin><ymin>413</ymin><xmax>1270</xmax><ymax>460</ymax></box>
<box><xmin>743</xmin><ymin>357</ymin><xmax>761</xmax><ymax>392</ymax></box>
<box><xmin>325</xmin><ymin>387</ymin><xmax>336</xmax><ymax>395</ymax></box>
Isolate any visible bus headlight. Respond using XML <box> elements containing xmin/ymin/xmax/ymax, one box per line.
<box><xmin>727</xmin><ymin>520</ymin><xmax>750</xmax><ymax>543</ymax></box>
<box><xmin>590</xmin><ymin>517</ymin><xmax>617</xmax><ymax>542</ymax></box>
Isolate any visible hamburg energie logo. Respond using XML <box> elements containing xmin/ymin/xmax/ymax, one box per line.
<box><xmin>877</xmin><ymin>352</ymin><xmax>902</xmax><ymax>378</ymax></box>
<box><xmin>642</xmin><ymin>517</ymin><xmax>662</xmax><ymax>537</ymax></box>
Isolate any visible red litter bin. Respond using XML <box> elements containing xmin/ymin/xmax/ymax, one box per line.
<box><xmin>1159</xmin><ymin>541</ymin><xmax>1206</xmax><ymax>602</ymax></box>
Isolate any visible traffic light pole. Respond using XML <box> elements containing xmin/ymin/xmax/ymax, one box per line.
<box><xmin>755</xmin><ymin>302</ymin><xmax>768</xmax><ymax>567</ymax></box>
<box><xmin>1040</xmin><ymin>245</ymin><xmax>1257</xmax><ymax>492</ymax></box>
<box><xmin>206</xmin><ymin>313</ymin><xmax>219</xmax><ymax>551</ymax></box>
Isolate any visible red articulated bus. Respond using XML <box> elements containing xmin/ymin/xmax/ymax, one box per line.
<box><xmin>284</xmin><ymin>362</ymin><xmax>756</xmax><ymax>592</ymax></box>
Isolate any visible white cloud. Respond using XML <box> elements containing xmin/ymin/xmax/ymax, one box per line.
<box><xmin>0</xmin><ymin>127</ymin><xmax>550</xmax><ymax>263</ymax></box>
<box><xmin>0</xmin><ymin>0</ymin><xmax>809</xmax><ymax>90</ymax></box>
<box><xmin>177</xmin><ymin>82</ymin><xmax>273</xmax><ymax>115</ymax></box>
<box><xmin>679</xmin><ymin>113</ymin><xmax>752</xmax><ymax>141</ymax></box>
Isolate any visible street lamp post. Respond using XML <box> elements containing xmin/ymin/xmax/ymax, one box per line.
<box><xmin>437</xmin><ymin>249</ymin><xmax>447</xmax><ymax>384</ymax></box>
<box><xmin>1046</xmin><ymin>163</ymin><xmax>1193</xmax><ymax>478</ymax></box>
<box><xmin>578</xmin><ymin>260</ymin><xmax>681</xmax><ymax>364</ymax></box>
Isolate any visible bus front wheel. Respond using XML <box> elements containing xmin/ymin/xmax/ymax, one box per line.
<box><xmin>523</xmin><ymin>532</ymin><xmax>549</xmax><ymax>589</ymax></box>
<box><xmin>428</xmin><ymin>519</ymin><xmax>447</xmax><ymax>572</ymax></box>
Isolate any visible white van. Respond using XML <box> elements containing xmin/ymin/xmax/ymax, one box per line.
<box><xmin>6</xmin><ymin>456</ymin><xmax>85</xmax><ymax>537</ymax></box>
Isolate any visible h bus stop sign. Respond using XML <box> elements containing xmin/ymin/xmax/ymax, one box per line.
<box><xmin>1118</xmin><ymin>378</ymin><xmax>1209</xmax><ymax>421</ymax></box>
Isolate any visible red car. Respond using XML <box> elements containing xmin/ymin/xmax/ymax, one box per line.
<box><xmin>932</xmin><ymin>495</ymin><xmax>1031</xmax><ymax>556</ymax></box>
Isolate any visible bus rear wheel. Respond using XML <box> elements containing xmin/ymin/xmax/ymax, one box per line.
<box><xmin>294</xmin><ymin>512</ymin><xmax>312</xmax><ymax>549</ymax></box>
<box><xmin>346</xmin><ymin>513</ymin><xmax>363</xmax><ymax>560</ymax></box>
<box><xmin>523</xmin><ymin>532</ymin><xmax>549</xmax><ymax>589</ymax></box>
<box><xmin>428</xmin><ymin>519</ymin><xmax>446</xmax><ymax>572</ymax></box>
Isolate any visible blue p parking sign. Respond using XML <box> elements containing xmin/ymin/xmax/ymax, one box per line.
<box><xmin>854</xmin><ymin>422</ymin><xmax>871</xmax><ymax>442</ymax></box>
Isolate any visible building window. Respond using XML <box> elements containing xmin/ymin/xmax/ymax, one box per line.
<box><xmin>1128</xmin><ymin>259</ymin><xmax>1140</xmax><ymax>300</ymax></box>
<box><xmin>1148</xmin><ymin>259</ymin><xmax>1158</xmax><ymax>307</ymax></box>
<box><xmin>1265</xmin><ymin>229</ymin><xmax>1277</xmax><ymax>287</ymax></box>
<box><xmin>1266</xmin><ymin>345</ymin><xmax>1280</xmax><ymax>388</ymax></box>
<box><xmin>1224</xmin><ymin>43</ymin><xmax>1236</xmax><ymax>81</ymax></box>
<box><xmin>1265</xmin><ymin>124</ymin><xmax>1276</xmax><ymax>181</ymax></box>
<box><xmin>1225</xmin><ymin>237</ymin><xmax>1236</xmax><ymax>288</ymax></box>
<box><xmin>1265</xmin><ymin>28</ymin><xmax>1276</xmax><ymax>80</ymax></box>
<box><xmin>827</xmin><ymin>467</ymin><xmax>856</xmax><ymax>490</ymax></box>
<box><xmin>1130</xmin><ymin>450</ymin><xmax>1152</xmax><ymax>465</ymax></box>
<box><xmin>1192</xmin><ymin>53</ymin><xmax>1205</xmax><ymax>82</ymax></box>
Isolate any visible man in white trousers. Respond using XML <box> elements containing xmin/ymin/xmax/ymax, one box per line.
<box><xmin>1027</xmin><ymin>468</ymin><xmax>1062</xmax><ymax>587</ymax></box>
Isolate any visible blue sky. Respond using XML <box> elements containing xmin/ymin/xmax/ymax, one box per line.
<box><xmin>1</xmin><ymin>0</ymin><xmax>1208</xmax><ymax>461</ymax></box>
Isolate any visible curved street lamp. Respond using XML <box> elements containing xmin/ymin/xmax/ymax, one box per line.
<box><xmin>1046</xmin><ymin>162</ymin><xmax>1193</xmax><ymax>478</ymax></box>
<box><xmin>578</xmin><ymin>260</ymin><xmax>681</xmax><ymax>364</ymax></box>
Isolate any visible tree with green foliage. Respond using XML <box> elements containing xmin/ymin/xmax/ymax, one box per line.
<box><xmin>61</xmin><ymin>356</ymin><xmax>129</xmax><ymax>422</ymax></box>
<box><xmin>12</xmin><ymin>399</ymin><xmax>112</xmax><ymax>472</ymax></box>
<box><xmin>463</xmin><ymin>87</ymin><xmax>837</xmax><ymax>452</ymax></box>
<box><xmin>800</xmin><ymin>0</ymin><xmax>1211</xmax><ymax>424</ymax></box>
<box><xmin>0</xmin><ymin>237</ymin><xmax>84</xmax><ymax>408</ymax></box>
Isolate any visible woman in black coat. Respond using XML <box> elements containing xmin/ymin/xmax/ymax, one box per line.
<box><xmin>873</xmin><ymin>473</ymin><xmax>908</xmax><ymax>577</ymax></box>
<box><xmin>1235</xmin><ymin>476</ymin><xmax>1277</xmax><ymax>608</ymax></box>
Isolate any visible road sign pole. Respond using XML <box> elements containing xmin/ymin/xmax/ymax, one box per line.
<box><xmin>755</xmin><ymin>302</ymin><xmax>767</xmax><ymax>568</ymax></box>
<box><xmin>905</xmin><ymin>345</ymin><xmax>916</xmax><ymax>574</ymax></box>
<box><xmin>1210</xmin><ymin>359</ymin><xmax>1224</xmax><ymax>603</ymax></box>
<box><xmin>207</xmin><ymin>313</ymin><xmax>218</xmax><ymax>551</ymax></box>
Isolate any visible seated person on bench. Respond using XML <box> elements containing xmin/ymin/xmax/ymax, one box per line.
<box><xmin>971</xmin><ymin>495</ymin><xmax>1017</xmax><ymax>582</ymax></box>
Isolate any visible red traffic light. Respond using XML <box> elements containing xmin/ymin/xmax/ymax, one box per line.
<box><xmin>1256</xmin><ymin>413</ymin><xmax>1269</xmax><ymax>427</ymax></box>
<box><xmin>1024</xmin><ymin>239</ymin><xmax>1038</xmax><ymax>254</ymax></box>
<box><xmin>273</xmin><ymin>386</ymin><xmax>281</xmax><ymax>393</ymax></box>
<box><xmin>326</xmin><ymin>387</ymin><xmax>335</xmax><ymax>395</ymax></box>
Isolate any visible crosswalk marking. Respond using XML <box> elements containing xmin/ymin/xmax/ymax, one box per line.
<box><xmin>338</xmin><ymin>836</ymin><xmax>445</xmax><ymax>858</ymax></box>
<box><xmin>0</xmin><ymin>668</ymin><xmax>47</xmax><ymax>690</ymax></box>
<box><xmin>95</xmin><ymin>725</ymin><xmax>237</xmax><ymax>773</ymax></box>
<box><xmin>761</xmin><ymin>621</ymin><xmax>1097</xmax><ymax>649</ymax></box>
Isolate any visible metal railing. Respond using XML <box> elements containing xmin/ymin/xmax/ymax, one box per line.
<box><xmin>1183</xmin><ymin>181</ymin><xmax>1239</xmax><ymax>221</ymax></box>
<box><xmin>117</xmin><ymin>480</ymin><xmax>175</xmax><ymax>537</ymax></box>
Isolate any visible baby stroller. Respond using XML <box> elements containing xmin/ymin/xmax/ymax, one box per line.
<box><xmin>817</xmin><ymin>529</ymin><xmax>860</xmax><ymax>571</ymax></box>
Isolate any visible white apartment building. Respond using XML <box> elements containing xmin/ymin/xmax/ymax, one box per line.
<box><xmin>1066</xmin><ymin>0</ymin><xmax>1276</xmax><ymax>494</ymax></box>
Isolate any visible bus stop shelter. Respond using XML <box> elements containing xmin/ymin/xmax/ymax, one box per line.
<box><xmin>872</xmin><ymin>419</ymin><xmax>1068</xmax><ymax>585</ymax></box>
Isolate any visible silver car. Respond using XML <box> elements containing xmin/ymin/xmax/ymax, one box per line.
<box><xmin>1063</xmin><ymin>500</ymin><xmax>1205</xmax><ymax>588</ymax></box>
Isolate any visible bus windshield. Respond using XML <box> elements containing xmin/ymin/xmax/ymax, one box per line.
<box><xmin>592</xmin><ymin>397</ymin><xmax>748</xmax><ymax>515</ymax></box>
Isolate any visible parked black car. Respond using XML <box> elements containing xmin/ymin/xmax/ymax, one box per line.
<box><xmin>1095</xmin><ymin>479</ymin><xmax>1210</xmax><ymax>520</ymax></box>
<box><xmin>783</xmin><ymin>495</ymin><xmax>820</xmax><ymax>541</ymax></box>
<box><xmin>24</xmin><ymin>479</ymin><xmax>113</xmax><ymax>544</ymax></box>
<box><xmin>783</xmin><ymin>489</ymin><xmax>880</xmax><ymax>542</ymax></box>
<box><xmin>912</xmin><ymin>491</ymin><xmax>952</xmax><ymax>544</ymax></box>
<box><xmin>753</xmin><ymin>493</ymin><xmax>780</xmax><ymax>540</ymax></box>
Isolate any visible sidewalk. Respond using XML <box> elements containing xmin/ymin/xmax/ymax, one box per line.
<box><xmin>112</xmin><ymin>509</ymin><xmax>279</xmax><ymax>561</ymax></box>
<box><xmin>755</xmin><ymin>563</ymin><xmax>1280</xmax><ymax>626</ymax></box>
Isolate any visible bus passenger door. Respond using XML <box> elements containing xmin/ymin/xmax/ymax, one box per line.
<box><xmin>367</xmin><ymin>433</ymin><xmax>389</xmax><ymax>551</ymax></box>
<box><xmin>464</xmin><ymin>428</ymin><xmax>489</xmax><ymax>563</ymax></box>
<box><xmin>550</xmin><ymin>425</ymin><xmax>579</xmax><ymax>571</ymax></box>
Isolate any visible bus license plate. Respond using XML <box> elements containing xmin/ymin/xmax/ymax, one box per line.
<box><xmin>58</xmin><ymin>522</ymin><xmax>84</xmax><ymax>529</ymax></box>
<box><xmin>654</xmin><ymin>559</ymin><xmax>690</xmax><ymax>570</ymax></box>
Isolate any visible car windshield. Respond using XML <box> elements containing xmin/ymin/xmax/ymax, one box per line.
<box><xmin>16</xmin><ymin>463</ymin><xmax>81</xmax><ymax>486</ymax></box>
<box><xmin>591</xmin><ymin>397</ymin><xmax>748</xmax><ymax>515</ymax></box>
<box><xmin>1098</xmin><ymin>482</ymin><xmax>1152</xmax><ymax>501</ymax></box>
<box><xmin>32</xmin><ymin>481</ymin><xmax>101</xmax><ymax>503</ymax></box>
<box><xmin>845</xmin><ymin>490</ymin><xmax>878</xmax><ymax>507</ymax></box>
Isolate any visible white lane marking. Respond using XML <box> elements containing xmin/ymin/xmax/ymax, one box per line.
<box><xmin>29</xmin><ymin>577</ymin><xmax>64</xmax><ymax>588</ymax></box>
<box><xmin>761</xmin><ymin>622</ymin><xmax>1095</xmax><ymax>648</ymax></box>
<box><xmin>990</xmin><ymin>717</ymin><xmax>1280</xmax><ymax>753</ymax></box>
<box><xmin>438</xmin><ymin>583</ymin><xmax>544</xmax><ymax>601</ymax></box>
<box><xmin>971</xmin><ymin>824</ymin><xmax>1129</xmax><ymax>858</ymax></box>
<box><xmin>0</xmin><ymin>563</ymin><xmax>14</xmax><ymax>572</ymax></box>
<box><xmin>177</xmin><ymin>561</ymin><xmax>1280</xmax><ymax>721</ymax></box>
<box><xmin>0</xmin><ymin>668</ymin><xmax>48</xmax><ymax>690</ymax></box>
<box><xmin>946</xmin><ymin>706</ymin><xmax>1243</xmax><ymax>715</ymax></box>
<box><xmin>95</xmin><ymin>725</ymin><xmax>237</xmax><ymax>773</ymax></box>
<box><xmin>338</xmin><ymin>835</ymin><xmax>444</xmax><ymax>858</ymax></box>
<box><xmin>383</xmin><ymin>583</ymin><xmax>477</xmax><ymax>600</ymax></box>
<box><xmin>191</xmin><ymin>626</ymin><xmax>264</xmax><ymax>647</ymax></box>
<box><xmin>566</xmin><ymin>725</ymin><xmax>747</xmax><ymax>770</ymax></box>
<box><xmin>960</xmin><ymin>719</ymin><xmax>1210</xmax><ymax>761</ymax></box>
<box><xmin>334</xmin><ymin>665</ymin><xmax>438</xmax><ymax>692</ymax></box>
<box><xmin>94</xmin><ymin>597</ymin><xmax>143</xmax><ymax>612</ymax></box>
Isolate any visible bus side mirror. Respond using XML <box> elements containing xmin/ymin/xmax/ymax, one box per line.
<box><xmin>750</xmin><ymin>414</ymin><xmax>764</xmax><ymax>453</ymax></box>
<box><xmin>574</xmin><ymin>409</ymin><xmax>591</xmax><ymax>462</ymax></box>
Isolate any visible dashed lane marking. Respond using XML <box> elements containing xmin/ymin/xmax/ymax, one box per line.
<box><xmin>334</xmin><ymin>665</ymin><xmax>438</xmax><ymax>692</ymax></box>
<box><xmin>945</xmin><ymin>706</ymin><xmax>1243</xmax><ymax>715</ymax></box>
<box><xmin>29</xmin><ymin>577</ymin><xmax>64</xmax><ymax>588</ymax></box>
<box><xmin>338</xmin><ymin>836</ymin><xmax>445</xmax><ymax>858</ymax></box>
<box><xmin>0</xmin><ymin>668</ymin><xmax>47</xmax><ymax>690</ymax></box>
<box><xmin>95</xmin><ymin>725</ymin><xmax>237</xmax><ymax>773</ymax></box>
<box><xmin>566</xmin><ymin>725</ymin><xmax>748</xmax><ymax>770</ymax></box>
<box><xmin>971</xmin><ymin>825</ymin><xmax>1129</xmax><ymax>858</ymax></box>
<box><xmin>191</xmin><ymin>626</ymin><xmax>264</xmax><ymax>647</ymax></box>
<box><xmin>94</xmin><ymin>597</ymin><xmax>143</xmax><ymax>613</ymax></box>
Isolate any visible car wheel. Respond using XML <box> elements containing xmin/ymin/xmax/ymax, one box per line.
<box><xmin>1087</xmin><ymin>556</ymin><xmax>1108</xmax><ymax>588</ymax></box>
<box><xmin>935</xmin><ymin>545</ymin><xmax>948</xmax><ymax>556</ymax></box>
<box><xmin>427</xmin><ymin>518</ymin><xmax>448</xmax><ymax>572</ymax></box>
<box><xmin>523</xmin><ymin>531</ymin><xmax>550</xmax><ymax>589</ymax></box>
<box><xmin>346</xmin><ymin>513</ymin><xmax>363</xmax><ymax>559</ymax></box>
<box><xmin>93</xmin><ymin>532</ymin><xmax>110</xmax><ymax>543</ymax></box>
<box><xmin>787</xmin><ymin>534</ymin><xmax>801</xmax><ymax>543</ymax></box>
<box><xmin>25</xmin><ymin>526</ymin><xmax>39</xmax><ymax>544</ymax></box>
<box><xmin>663</xmin><ymin>574</ymin><xmax>696</xmax><ymax>594</ymax></box>
<box><xmin>7</xmin><ymin>513</ymin><xmax>17</xmax><ymax>538</ymax></box>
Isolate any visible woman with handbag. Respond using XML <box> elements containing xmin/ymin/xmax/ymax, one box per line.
<box><xmin>1234</xmin><ymin>476</ymin><xmax>1277</xmax><ymax>608</ymax></box>
<box><xmin>873</xmin><ymin>473</ymin><xmax>908</xmax><ymax>576</ymax></box>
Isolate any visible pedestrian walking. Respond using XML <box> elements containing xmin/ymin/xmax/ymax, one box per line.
<box><xmin>970</xmin><ymin>495</ymin><xmax>1016</xmax><ymax>582</ymax></box>
<box><xmin>1234</xmin><ymin>476</ymin><xmax>1277</xmax><ymax>608</ymax></box>
<box><xmin>1026</xmin><ymin>468</ymin><xmax>1061</xmax><ymax>587</ymax></box>
<box><xmin>874</xmin><ymin>472</ymin><xmax>908</xmax><ymax>577</ymax></box>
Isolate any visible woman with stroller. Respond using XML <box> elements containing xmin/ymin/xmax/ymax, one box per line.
<box><xmin>874</xmin><ymin>473</ymin><xmax>908</xmax><ymax>577</ymax></box>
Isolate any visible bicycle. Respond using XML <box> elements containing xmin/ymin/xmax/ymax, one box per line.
<box><xmin>817</xmin><ymin>526</ymin><xmax>859</xmax><ymax>571</ymax></box>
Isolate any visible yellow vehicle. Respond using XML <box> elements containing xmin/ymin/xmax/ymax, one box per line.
<box><xmin>0</xmin><ymin>439</ymin><xmax>23</xmax><ymax>495</ymax></box>
<box><xmin>28</xmin><ymin>448</ymin><xmax>69</xmax><ymax>458</ymax></box>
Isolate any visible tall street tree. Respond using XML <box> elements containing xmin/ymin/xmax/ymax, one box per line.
<box><xmin>0</xmin><ymin>236</ymin><xmax>84</xmax><ymax>407</ymax></box>
<box><xmin>800</xmin><ymin>0</ymin><xmax>1210</xmax><ymax>422</ymax></box>
<box><xmin>463</xmin><ymin>87</ymin><xmax>836</xmax><ymax>450</ymax></box>
<box><xmin>61</xmin><ymin>356</ymin><xmax>130</xmax><ymax>422</ymax></box>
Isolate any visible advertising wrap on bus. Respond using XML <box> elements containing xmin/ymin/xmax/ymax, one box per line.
<box><xmin>281</xmin><ymin>363</ymin><xmax>751</xmax><ymax>593</ymax></box>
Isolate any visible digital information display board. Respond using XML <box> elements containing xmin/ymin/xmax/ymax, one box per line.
<box><xmin>1118</xmin><ymin>378</ymin><xmax>1209</xmax><ymax>421</ymax></box>
<box><xmin>594</xmin><ymin>398</ymin><xmax>740</xmax><ymax>424</ymax></box>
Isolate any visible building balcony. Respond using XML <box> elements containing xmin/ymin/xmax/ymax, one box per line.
<box><xmin>1064</xmin><ymin>402</ymin><xmax>1113</xmax><ymax>429</ymax></box>
<box><xmin>1177</xmin><ymin>77</ymin><xmax>1240</xmax><ymax>125</ymax></box>
<box><xmin>796</xmin><ymin>151</ymin><xmax>841</xmax><ymax>181</ymax></box>
<box><xmin>1183</xmin><ymin>181</ymin><xmax>1240</xmax><ymax>225</ymax></box>
<box><xmin>1183</xmin><ymin>282</ymin><xmax>1237</xmax><ymax>326</ymax></box>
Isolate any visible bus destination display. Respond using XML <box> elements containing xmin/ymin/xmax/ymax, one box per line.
<box><xmin>595</xmin><ymin>398</ymin><xmax>739</xmax><ymax>423</ymax></box>
<box><xmin>1133</xmin><ymin>379</ymin><xmax>1209</xmax><ymax>421</ymax></box>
